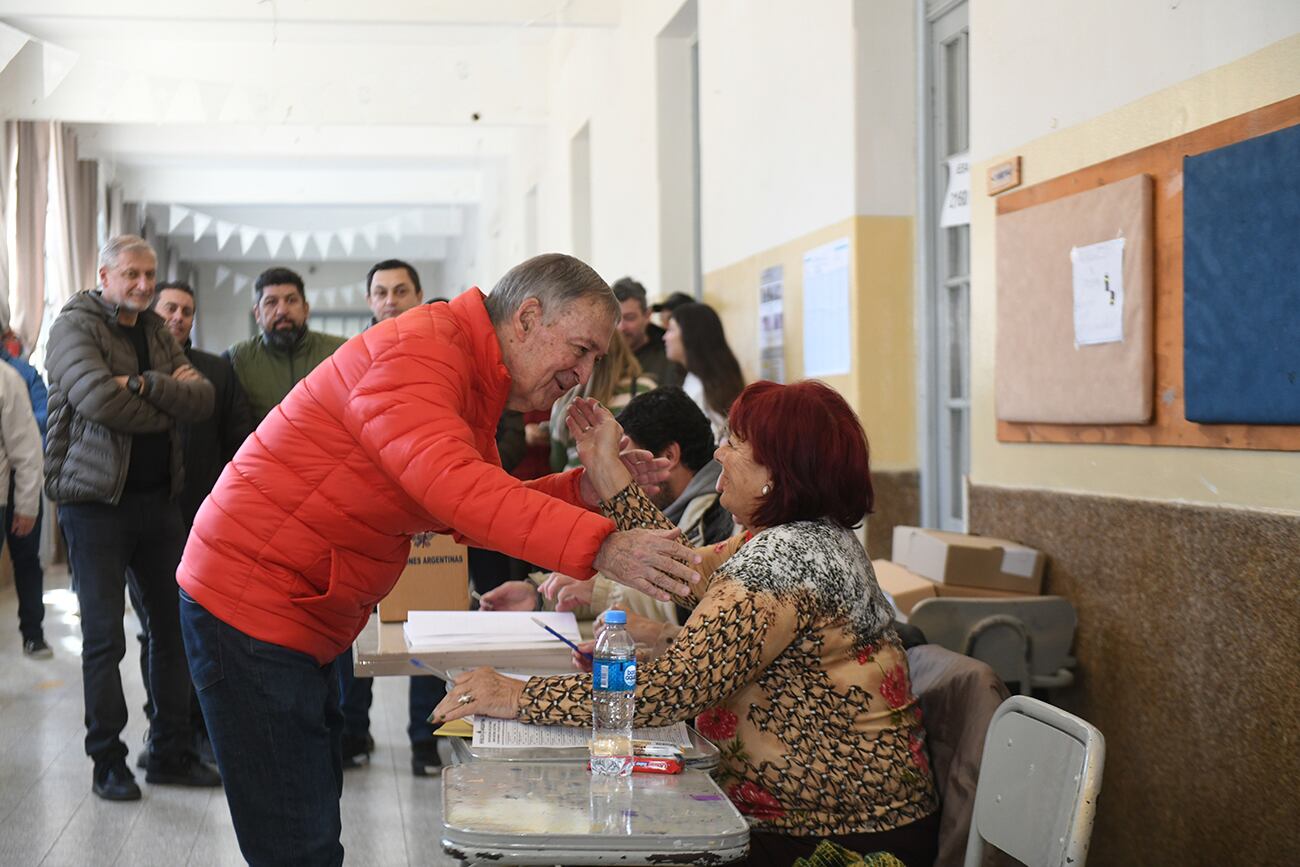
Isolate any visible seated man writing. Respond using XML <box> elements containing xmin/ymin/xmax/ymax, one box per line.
<box><xmin>436</xmin><ymin>382</ymin><xmax>940</xmax><ymax>867</ymax></box>
<box><xmin>480</xmin><ymin>386</ymin><xmax>734</xmax><ymax>631</ymax></box>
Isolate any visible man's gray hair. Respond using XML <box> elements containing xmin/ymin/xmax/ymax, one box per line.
<box><xmin>484</xmin><ymin>253</ymin><xmax>618</xmax><ymax>326</ymax></box>
<box><xmin>99</xmin><ymin>234</ymin><xmax>156</xmax><ymax>270</ymax></box>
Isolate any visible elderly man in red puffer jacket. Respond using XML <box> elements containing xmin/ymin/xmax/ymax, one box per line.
<box><xmin>177</xmin><ymin>253</ymin><xmax>699</xmax><ymax>867</ymax></box>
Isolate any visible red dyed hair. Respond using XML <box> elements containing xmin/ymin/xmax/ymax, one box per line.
<box><xmin>727</xmin><ymin>380</ymin><xmax>873</xmax><ymax>529</ymax></box>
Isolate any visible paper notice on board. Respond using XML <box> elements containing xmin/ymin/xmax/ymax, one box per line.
<box><xmin>939</xmin><ymin>153</ymin><xmax>971</xmax><ymax>228</ymax></box>
<box><xmin>1071</xmin><ymin>238</ymin><xmax>1125</xmax><ymax>346</ymax></box>
<box><xmin>802</xmin><ymin>239</ymin><xmax>852</xmax><ymax>377</ymax></box>
<box><xmin>758</xmin><ymin>265</ymin><xmax>785</xmax><ymax>383</ymax></box>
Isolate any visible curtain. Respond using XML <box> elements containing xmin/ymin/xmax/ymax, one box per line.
<box><xmin>4</xmin><ymin>120</ymin><xmax>49</xmax><ymax>353</ymax></box>
<box><xmin>47</xmin><ymin>122</ymin><xmax>97</xmax><ymax>315</ymax></box>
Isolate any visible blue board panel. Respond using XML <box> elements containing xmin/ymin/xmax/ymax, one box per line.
<box><xmin>1183</xmin><ymin>122</ymin><xmax>1300</xmax><ymax>424</ymax></box>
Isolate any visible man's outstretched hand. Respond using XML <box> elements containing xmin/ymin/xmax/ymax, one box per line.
<box><xmin>592</xmin><ymin>527</ymin><xmax>700</xmax><ymax>602</ymax></box>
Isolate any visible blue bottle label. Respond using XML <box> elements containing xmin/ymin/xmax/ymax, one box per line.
<box><xmin>594</xmin><ymin>659</ymin><xmax>636</xmax><ymax>692</ymax></box>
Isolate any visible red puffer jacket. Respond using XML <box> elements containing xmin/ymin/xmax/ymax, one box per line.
<box><xmin>177</xmin><ymin>289</ymin><xmax>615</xmax><ymax>663</ymax></box>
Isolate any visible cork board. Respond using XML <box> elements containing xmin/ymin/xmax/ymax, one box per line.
<box><xmin>996</xmin><ymin>174</ymin><xmax>1153</xmax><ymax>423</ymax></box>
<box><xmin>996</xmin><ymin>93</ymin><xmax>1300</xmax><ymax>450</ymax></box>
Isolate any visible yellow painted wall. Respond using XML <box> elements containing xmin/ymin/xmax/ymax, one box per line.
<box><xmin>702</xmin><ymin>216</ymin><xmax>916</xmax><ymax>470</ymax></box>
<box><xmin>970</xmin><ymin>34</ymin><xmax>1300</xmax><ymax>514</ymax></box>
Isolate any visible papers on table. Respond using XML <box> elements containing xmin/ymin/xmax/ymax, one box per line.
<box><xmin>471</xmin><ymin>718</ymin><xmax>693</xmax><ymax>750</ymax></box>
<box><xmin>403</xmin><ymin>610</ymin><xmax>582</xmax><ymax>650</ymax></box>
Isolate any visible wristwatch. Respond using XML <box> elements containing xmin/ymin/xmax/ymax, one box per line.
<box><xmin>126</xmin><ymin>375</ymin><xmax>143</xmax><ymax>395</ymax></box>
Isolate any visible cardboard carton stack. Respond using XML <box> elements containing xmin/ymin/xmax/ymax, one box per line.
<box><xmin>874</xmin><ymin>526</ymin><xmax>1046</xmax><ymax>617</ymax></box>
<box><xmin>378</xmin><ymin>532</ymin><xmax>471</xmax><ymax>622</ymax></box>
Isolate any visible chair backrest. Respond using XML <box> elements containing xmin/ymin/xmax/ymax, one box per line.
<box><xmin>907</xmin><ymin>644</ymin><xmax>1010</xmax><ymax>867</ymax></box>
<box><xmin>964</xmin><ymin>696</ymin><xmax>1105</xmax><ymax>867</ymax></box>
<box><xmin>908</xmin><ymin>597</ymin><xmax>1077</xmax><ymax>683</ymax></box>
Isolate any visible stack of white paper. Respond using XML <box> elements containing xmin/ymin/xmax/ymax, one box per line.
<box><xmin>403</xmin><ymin>610</ymin><xmax>582</xmax><ymax>651</ymax></box>
<box><xmin>472</xmin><ymin>718</ymin><xmax>694</xmax><ymax>750</ymax></box>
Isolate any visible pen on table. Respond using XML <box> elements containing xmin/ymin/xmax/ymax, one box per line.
<box><xmin>530</xmin><ymin>616</ymin><xmax>593</xmax><ymax>662</ymax></box>
<box><xmin>408</xmin><ymin>657</ymin><xmax>455</xmax><ymax>686</ymax></box>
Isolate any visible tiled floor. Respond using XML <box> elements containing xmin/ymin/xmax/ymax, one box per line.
<box><xmin>0</xmin><ymin>568</ymin><xmax>459</xmax><ymax>866</ymax></box>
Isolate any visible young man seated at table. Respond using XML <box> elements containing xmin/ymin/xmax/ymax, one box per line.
<box><xmin>480</xmin><ymin>386</ymin><xmax>734</xmax><ymax>634</ymax></box>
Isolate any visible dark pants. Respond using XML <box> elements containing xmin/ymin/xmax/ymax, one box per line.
<box><xmin>7</xmin><ymin>474</ymin><xmax>44</xmax><ymax>643</ymax></box>
<box><xmin>742</xmin><ymin>813</ymin><xmax>939</xmax><ymax>867</ymax></box>
<box><xmin>60</xmin><ymin>491</ymin><xmax>191</xmax><ymax>765</ymax></box>
<box><xmin>337</xmin><ymin>647</ymin><xmax>445</xmax><ymax>747</ymax></box>
<box><xmin>181</xmin><ymin>590</ymin><xmax>345</xmax><ymax>867</ymax></box>
<box><xmin>130</xmin><ymin>579</ymin><xmax>209</xmax><ymax>744</ymax></box>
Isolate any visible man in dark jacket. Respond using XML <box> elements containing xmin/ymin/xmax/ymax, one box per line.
<box><xmin>225</xmin><ymin>267</ymin><xmax>347</xmax><ymax>424</ymax></box>
<box><xmin>612</xmin><ymin>277</ymin><xmax>684</xmax><ymax>387</ymax></box>
<box><xmin>0</xmin><ymin>326</ymin><xmax>50</xmax><ymax>658</ymax></box>
<box><xmin>44</xmin><ymin>235</ymin><xmax>220</xmax><ymax>802</ymax></box>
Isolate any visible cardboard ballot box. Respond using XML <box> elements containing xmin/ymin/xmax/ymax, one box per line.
<box><xmin>891</xmin><ymin>526</ymin><xmax>1046</xmax><ymax>595</ymax></box>
<box><xmin>873</xmin><ymin>559</ymin><xmax>1030</xmax><ymax>616</ymax></box>
<box><xmin>378</xmin><ymin>532</ymin><xmax>470</xmax><ymax>622</ymax></box>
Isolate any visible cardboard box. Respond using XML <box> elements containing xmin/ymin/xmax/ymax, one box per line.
<box><xmin>874</xmin><ymin>559</ymin><xmax>1034</xmax><ymax>617</ymax></box>
<box><xmin>891</xmin><ymin>526</ymin><xmax>1046</xmax><ymax>594</ymax></box>
<box><xmin>873</xmin><ymin>559</ymin><xmax>937</xmax><ymax>616</ymax></box>
<box><xmin>378</xmin><ymin>532</ymin><xmax>470</xmax><ymax>622</ymax></box>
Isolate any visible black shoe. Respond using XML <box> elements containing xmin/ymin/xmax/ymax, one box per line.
<box><xmin>411</xmin><ymin>742</ymin><xmax>443</xmax><ymax>777</ymax></box>
<box><xmin>145</xmin><ymin>751</ymin><xmax>222</xmax><ymax>787</ymax></box>
<box><xmin>22</xmin><ymin>638</ymin><xmax>53</xmax><ymax>659</ymax></box>
<box><xmin>341</xmin><ymin>733</ymin><xmax>375</xmax><ymax>769</ymax></box>
<box><xmin>93</xmin><ymin>761</ymin><xmax>142</xmax><ymax>802</ymax></box>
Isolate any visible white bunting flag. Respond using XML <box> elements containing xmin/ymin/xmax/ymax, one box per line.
<box><xmin>232</xmin><ymin>273</ymin><xmax>251</xmax><ymax>295</ymax></box>
<box><xmin>336</xmin><ymin>228</ymin><xmax>357</xmax><ymax>255</ymax></box>
<box><xmin>382</xmin><ymin>216</ymin><xmax>403</xmax><ymax>243</ymax></box>
<box><xmin>166</xmin><ymin>78</ymin><xmax>206</xmax><ymax>124</ymax></box>
<box><xmin>168</xmin><ymin>205</ymin><xmax>191</xmax><ymax>233</ymax></box>
<box><xmin>214</xmin><ymin>265</ymin><xmax>232</xmax><ymax>288</ymax></box>
<box><xmin>238</xmin><ymin>225</ymin><xmax>261</xmax><ymax>255</ymax></box>
<box><xmin>263</xmin><ymin>229</ymin><xmax>286</xmax><ymax>257</ymax></box>
<box><xmin>289</xmin><ymin>231</ymin><xmax>311</xmax><ymax>259</ymax></box>
<box><xmin>322</xmin><ymin>288</ymin><xmax>337</xmax><ymax>307</ymax></box>
<box><xmin>306</xmin><ymin>289</ymin><xmax>321</xmax><ymax>306</ymax></box>
<box><xmin>191</xmin><ymin>211</ymin><xmax>213</xmax><ymax>242</ymax></box>
<box><xmin>360</xmin><ymin>223</ymin><xmax>380</xmax><ymax>251</ymax></box>
<box><xmin>215</xmin><ymin>220</ymin><xmax>236</xmax><ymax>250</ymax></box>
<box><xmin>0</xmin><ymin>23</ymin><xmax>31</xmax><ymax>75</ymax></box>
<box><xmin>40</xmin><ymin>40</ymin><xmax>78</xmax><ymax>98</ymax></box>
<box><xmin>400</xmin><ymin>210</ymin><xmax>424</xmax><ymax>233</ymax></box>
<box><xmin>312</xmin><ymin>230</ymin><xmax>333</xmax><ymax>258</ymax></box>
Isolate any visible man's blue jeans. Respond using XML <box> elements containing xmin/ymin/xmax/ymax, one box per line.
<box><xmin>180</xmin><ymin>590</ymin><xmax>345</xmax><ymax>867</ymax></box>
<box><xmin>337</xmin><ymin>645</ymin><xmax>446</xmax><ymax>747</ymax></box>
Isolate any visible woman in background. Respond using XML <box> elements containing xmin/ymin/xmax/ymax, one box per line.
<box><xmin>664</xmin><ymin>302</ymin><xmax>745</xmax><ymax>441</ymax></box>
<box><xmin>550</xmin><ymin>330</ymin><xmax>655</xmax><ymax>470</ymax></box>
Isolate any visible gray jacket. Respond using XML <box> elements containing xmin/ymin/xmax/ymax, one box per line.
<box><xmin>44</xmin><ymin>290</ymin><xmax>215</xmax><ymax>505</ymax></box>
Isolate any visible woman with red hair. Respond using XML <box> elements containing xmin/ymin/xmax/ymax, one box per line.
<box><xmin>438</xmin><ymin>380</ymin><xmax>939</xmax><ymax>865</ymax></box>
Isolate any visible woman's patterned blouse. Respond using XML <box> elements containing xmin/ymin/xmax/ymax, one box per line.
<box><xmin>518</xmin><ymin>483</ymin><xmax>939</xmax><ymax>836</ymax></box>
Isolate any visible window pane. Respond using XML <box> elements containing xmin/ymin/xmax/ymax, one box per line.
<box><xmin>946</xmin><ymin>224</ymin><xmax>969</xmax><ymax>280</ymax></box>
<box><xmin>948</xmin><ymin>409</ymin><xmax>965</xmax><ymax>522</ymax></box>
<box><xmin>948</xmin><ymin>284</ymin><xmax>967</xmax><ymax>400</ymax></box>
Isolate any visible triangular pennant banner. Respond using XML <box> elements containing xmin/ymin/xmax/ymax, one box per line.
<box><xmin>232</xmin><ymin>273</ymin><xmax>251</xmax><ymax>295</ymax></box>
<box><xmin>382</xmin><ymin>216</ymin><xmax>403</xmax><ymax>243</ymax></box>
<box><xmin>215</xmin><ymin>220</ymin><xmax>236</xmax><ymax>250</ymax></box>
<box><xmin>215</xmin><ymin>265</ymin><xmax>232</xmax><ymax>288</ymax></box>
<box><xmin>262</xmin><ymin>229</ymin><xmax>286</xmax><ymax>257</ymax></box>
<box><xmin>322</xmin><ymin>288</ymin><xmax>337</xmax><ymax>307</ymax></box>
<box><xmin>168</xmin><ymin>205</ymin><xmax>191</xmax><ymax>233</ymax></box>
<box><xmin>191</xmin><ymin>211</ymin><xmax>213</xmax><ymax>242</ymax></box>
<box><xmin>306</xmin><ymin>289</ymin><xmax>321</xmax><ymax>306</ymax></box>
<box><xmin>337</xmin><ymin>228</ymin><xmax>357</xmax><ymax>255</ymax></box>
<box><xmin>400</xmin><ymin>210</ymin><xmax>424</xmax><ymax>233</ymax></box>
<box><xmin>0</xmin><ymin>23</ymin><xmax>31</xmax><ymax>75</ymax></box>
<box><xmin>197</xmin><ymin>80</ymin><xmax>230</xmax><ymax>123</ymax></box>
<box><xmin>238</xmin><ymin>225</ymin><xmax>261</xmax><ymax>255</ymax></box>
<box><xmin>40</xmin><ymin>40</ymin><xmax>78</xmax><ymax>98</ymax></box>
<box><xmin>149</xmin><ymin>74</ymin><xmax>179</xmax><ymax>120</ymax></box>
<box><xmin>312</xmin><ymin>230</ymin><xmax>333</xmax><ymax>258</ymax></box>
<box><xmin>289</xmin><ymin>231</ymin><xmax>311</xmax><ymax>259</ymax></box>
<box><xmin>218</xmin><ymin>85</ymin><xmax>254</xmax><ymax>123</ymax></box>
<box><xmin>166</xmin><ymin>78</ymin><xmax>207</xmax><ymax>124</ymax></box>
<box><xmin>360</xmin><ymin>223</ymin><xmax>380</xmax><ymax>250</ymax></box>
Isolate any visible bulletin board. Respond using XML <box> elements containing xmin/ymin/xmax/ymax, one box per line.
<box><xmin>995</xmin><ymin>93</ymin><xmax>1300</xmax><ymax>450</ymax></box>
<box><xmin>995</xmin><ymin>174</ymin><xmax>1154</xmax><ymax>424</ymax></box>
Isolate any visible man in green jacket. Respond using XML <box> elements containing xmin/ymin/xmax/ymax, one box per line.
<box><xmin>225</xmin><ymin>267</ymin><xmax>347</xmax><ymax>424</ymax></box>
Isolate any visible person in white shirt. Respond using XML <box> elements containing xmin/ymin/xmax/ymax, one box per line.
<box><xmin>0</xmin><ymin>361</ymin><xmax>44</xmax><ymax>656</ymax></box>
<box><xmin>663</xmin><ymin>302</ymin><xmax>746</xmax><ymax>442</ymax></box>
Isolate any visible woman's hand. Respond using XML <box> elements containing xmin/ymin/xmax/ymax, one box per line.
<box><xmin>554</xmin><ymin>579</ymin><xmax>594</xmax><ymax>612</ymax></box>
<box><xmin>479</xmin><ymin>580</ymin><xmax>539</xmax><ymax>612</ymax></box>
<box><xmin>430</xmin><ymin>667</ymin><xmax>525</xmax><ymax>723</ymax></box>
<box><xmin>572</xmin><ymin>640</ymin><xmax>596</xmax><ymax>673</ymax></box>
<box><xmin>567</xmin><ymin>397</ymin><xmax>624</xmax><ymax>468</ymax></box>
<box><xmin>569</xmin><ymin>397</ymin><xmax>671</xmax><ymax>502</ymax></box>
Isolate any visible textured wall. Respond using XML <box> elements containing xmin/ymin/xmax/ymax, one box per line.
<box><xmin>970</xmin><ymin>484</ymin><xmax>1300</xmax><ymax>866</ymax></box>
<box><xmin>867</xmin><ymin>470</ymin><xmax>919</xmax><ymax>561</ymax></box>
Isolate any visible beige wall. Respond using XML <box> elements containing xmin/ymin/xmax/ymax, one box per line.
<box><xmin>969</xmin><ymin>32</ymin><xmax>1300</xmax><ymax>514</ymax></box>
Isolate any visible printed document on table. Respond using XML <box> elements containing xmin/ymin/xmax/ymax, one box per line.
<box><xmin>471</xmin><ymin>718</ymin><xmax>694</xmax><ymax>750</ymax></box>
<box><xmin>404</xmin><ymin>610</ymin><xmax>581</xmax><ymax>649</ymax></box>
<box><xmin>1071</xmin><ymin>238</ymin><xmax>1125</xmax><ymax>346</ymax></box>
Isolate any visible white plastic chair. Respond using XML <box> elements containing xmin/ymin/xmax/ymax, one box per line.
<box><xmin>964</xmin><ymin>695</ymin><xmax>1105</xmax><ymax>867</ymax></box>
<box><xmin>908</xmin><ymin>597</ymin><xmax>1077</xmax><ymax>695</ymax></box>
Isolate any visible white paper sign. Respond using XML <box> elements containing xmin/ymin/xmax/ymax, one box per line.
<box><xmin>802</xmin><ymin>238</ymin><xmax>852</xmax><ymax>378</ymax></box>
<box><xmin>758</xmin><ymin>265</ymin><xmax>785</xmax><ymax>383</ymax></box>
<box><xmin>1071</xmin><ymin>238</ymin><xmax>1125</xmax><ymax>346</ymax></box>
<box><xmin>939</xmin><ymin>153</ymin><xmax>970</xmax><ymax>228</ymax></box>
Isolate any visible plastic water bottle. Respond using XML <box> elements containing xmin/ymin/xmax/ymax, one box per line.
<box><xmin>591</xmin><ymin>610</ymin><xmax>636</xmax><ymax>776</ymax></box>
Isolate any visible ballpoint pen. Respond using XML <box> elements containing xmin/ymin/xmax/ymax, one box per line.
<box><xmin>530</xmin><ymin>616</ymin><xmax>594</xmax><ymax>662</ymax></box>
